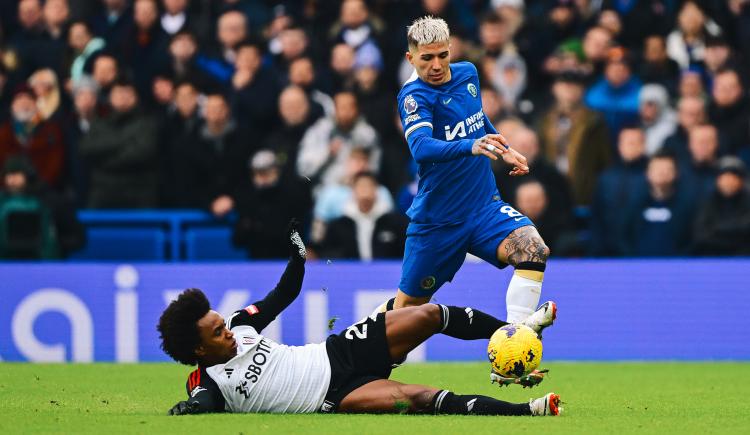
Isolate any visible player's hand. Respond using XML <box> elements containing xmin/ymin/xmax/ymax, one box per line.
<box><xmin>168</xmin><ymin>400</ymin><xmax>201</xmax><ymax>415</ymax></box>
<box><xmin>287</xmin><ymin>218</ymin><xmax>307</xmax><ymax>261</ymax></box>
<box><xmin>471</xmin><ymin>134</ymin><xmax>509</xmax><ymax>161</ymax></box>
<box><xmin>503</xmin><ymin>147</ymin><xmax>530</xmax><ymax>176</ymax></box>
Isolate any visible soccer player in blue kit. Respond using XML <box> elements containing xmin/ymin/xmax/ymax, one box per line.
<box><xmin>375</xmin><ymin>16</ymin><xmax>556</xmax><ymax>328</ymax></box>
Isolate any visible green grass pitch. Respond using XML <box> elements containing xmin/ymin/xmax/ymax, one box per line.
<box><xmin>0</xmin><ymin>362</ymin><xmax>747</xmax><ymax>434</ymax></box>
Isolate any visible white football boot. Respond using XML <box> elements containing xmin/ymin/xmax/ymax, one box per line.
<box><xmin>522</xmin><ymin>301</ymin><xmax>557</xmax><ymax>338</ymax></box>
<box><xmin>529</xmin><ymin>392</ymin><xmax>562</xmax><ymax>416</ymax></box>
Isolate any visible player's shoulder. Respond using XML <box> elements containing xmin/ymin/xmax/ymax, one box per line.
<box><xmin>451</xmin><ymin>61</ymin><xmax>479</xmax><ymax>79</ymax></box>
<box><xmin>399</xmin><ymin>71</ymin><xmax>433</xmax><ymax>99</ymax></box>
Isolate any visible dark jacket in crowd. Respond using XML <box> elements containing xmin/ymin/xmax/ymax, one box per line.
<box><xmin>692</xmin><ymin>186</ymin><xmax>750</xmax><ymax>256</ymax></box>
<box><xmin>232</xmin><ymin>177</ymin><xmax>312</xmax><ymax>259</ymax></box>
<box><xmin>495</xmin><ymin>157</ymin><xmax>574</xmax><ymax>220</ymax></box>
<box><xmin>79</xmin><ymin>109</ymin><xmax>159</xmax><ymax>208</ymax></box>
<box><xmin>620</xmin><ymin>183</ymin><xmax>695</xmax><ymax>256</ymax></box>
<box><xmin>181</xmin><ymin>121</ymin><xmax>254</xmax><ymax>209</ymax></box>
<box><xmin>590</xmin><ymin>157</ymin><xmax>649</xmax><ymax>256</ymax></box>
<box><xmin>709</xmin><ymin>96</ymin><xmax>750</xmax><ymax>153</ymax></box>
<box><xmin>318</xmin><ymin>212</ymin><xmax>408</xmax><ymax>260</ymax></box>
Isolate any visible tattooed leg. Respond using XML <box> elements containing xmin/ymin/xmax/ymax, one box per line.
<box><xmin>497</xmin><ymin>226</ymin><xmax>550</xmax><ymax>323</ymax></box>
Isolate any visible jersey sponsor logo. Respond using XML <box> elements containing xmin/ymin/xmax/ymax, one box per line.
<box><xmin>444</xmin><ymin>109</ymin><xmax>485</xmax><ymax>140</ymax></box>
<box><xmin>404</xmin><ymin>95</ymin><xmax>418</xmax><ymax>114</ymax></box>
<box><xmin>404</xmin><ymin>113</ymin><xmax>421</xmax><ymax>124</ymax></box>
<box><xmin>190</xmin><ymin>386</ymin><xmax>206</xmax><ymax>398</ymax></box>
<box><xmin>467</xmin><ymin>83</ymin><xmax>477</xmax><ymax>97</ymax></box>
<box><xmin>240</xmin><ymin>338</ymin><xmax>272</xmax><ymax>384</ymax></box>
<box><xmin>442</xmin><ymin>97</ymin><xmax>452</xmax><ymax>105</ymax></box>
<box><xmin>244</xmin><ymin>305</ymin><xmax>259</xmax><ymax>315</ymax></box>
<box><xmin>225</xmin><ymin>368</ymin><xmax>234</xmax><ymax>378</ymax></box>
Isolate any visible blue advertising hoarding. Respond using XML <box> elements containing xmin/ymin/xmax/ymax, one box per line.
<box><xmin>1</xmin><ymin>259</ymin><xmax>749</xmax><ymax>362</ymax></box>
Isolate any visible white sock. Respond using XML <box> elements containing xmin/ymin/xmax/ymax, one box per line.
<box><xmin>505</xmin><ymin>271</ymin><xmax>543</xmax><ymax>323</ymax></box>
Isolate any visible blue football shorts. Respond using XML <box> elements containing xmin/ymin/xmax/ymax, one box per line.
<box><xmin>398</xmin><ymin>199</ymin><xmax>534</xmax><ymax>297</ymax></box>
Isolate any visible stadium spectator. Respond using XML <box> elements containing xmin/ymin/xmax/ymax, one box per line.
<box><xmin>121</xmin><ymin>0</ymin><xmax>170</xmax><ymax>101</ymax></box>
<box><xmin>581</xmin><ymin>26</ymin><xmax>613</xmax><ymax>78</ymax></box>
<box><xmin>621</xmin><ymin>151</ymin><xmax>694</xmax><ymax>256</ymax></box>
<box><xmin>91</xmin><ymin>54</ymin><xmax>120</xmax><ymax>104</ymax></box>
<box><xmin>703</xmin><ymin>35</ymin><xmax>736</xmax><ymax>79</ymax></box>
<box><xmin>682</xmin><ymin>124</ymin><xmax>720</xmax><ymax>199</ymax></box>
<box><xmin>260</xmin><ymin>86</ymin><xmax>319</xmax><ymax>178</ymax></box>
<box><xmin>585</xmin><ymin>47</ymin><xmax>642</xmax><ymax>141</ymax></box>
<box><xmin>638</xmin><ymin>35</ymin><xmax>680</xmax><ymax>96</ymax></box>
<box><xmin>479</xmin><ymin>12</ymin><xmax>528</xmax><ymax>113</ymax></box>
<box><xmin>67</xmin><ymin>20</ymin><xmax>106</xmax><ymax>84</ymax></box>
<box><xmin>0</xmin><ymin>85</ymin><xmax>65</xmax><ymax>189</ymax></box>
<box><xmin>494</xmin><ymin>128</ymin><xmax>572</xmax><ymax>220</ymax></box>
<box><xmin>639</xmin><ymin>84</ymin><xmax>677</xmax><ymax>156</ymax></box>
<box><xmin>692</xmin><ymin>157</ymin><xmax>750</xmax><ymax>256</ymax></box>
<box><xmin>79</xmin><ymin>78</ymin><xmax>158</xmax><ymax>208</ymax></box>
<box><xmin>160</xmin><ymin>0</ymin><xmax>207</xmax><ymax>42</ymax></box>
<box><xmin>65</xmin><ymin>77</ymin><xmax>101</xmax><ymax>204</ymax></box>
<box><xmin>313</xmin><ymin>147</ymin><xmax>394</xmax><ymax>225</ymax></box>
<box><xmin>274</xmin><ymin>26</ymin><xmax>310</xmax><ymax>75</ymax></box>
<box><xmin>287</xmin><ymin>56</ymin><xmax>333</xmax><ymax>119</ymax></box>
<box><xmin>538</xmin><ymin>71</ymin><xmax>611</xmax><ymax>205</ymax></box>
<box><xmin>297</xmin><ymin>91</ymin><xmax>380</xmax><ymax>194</ymax></box>
<box><xmin>666</xmin><ymin>1</ymin><xmax>716</xmax><ymax>70</ymax></box>
<box><xmin>662</xmin><ymin>96</ymin><xmax>706</xmax><ymax>161</ymax></box>
<box><xmin>7</xmin><ymin>0</ymin><xmax>48</xmax><ymax>79</ymax></box>
<box><xmin>232</xmin><ymin>149</ymin><xmax>312</xmax><ymax>259</ymax></box>
<box><xmin>163</xmin><ymin>31</ymin><xmax>220</xmax><ymax>93</ymax></box>
<box><xmin>229</xmin><ymin>41</ymin><xmax>279</xmax><ymax>141</ymax></box>
<box><xmin>329</xmin><ymin>43</ymin><xmax>356</xmax><ymax>93</ymax></box>
<box><xmin>0</xmin><ymin>156</ymin><xmax>84</xmax><ymax>259</ymax></box>
<box><xmin>513</xmin><ymin>179</ymin><xmax>576</xmax><ymax>257</ymax></box>
<box><xmin>317</xmin><ymin>171</ymin><xmax>407</xmax><ymax>261</ymax></box>
<box><xmin>28</xmin><ymin>68</ymin><xmax>66</xmax><ymax>122</ymax></box>
<box><xmin>590</xmin><ymin>127</ymin><xmax>649</xmax><ymax>256</ymax></box>
<box><xmin>40</xmin><ymin>0</ymin><xmax>70</xmax><ymax>77</ymax></box>
<box><xmin>599</xmin><ymin>2</ymin><xmax>670</xmax><ymax>50</ymax></box>
<box><xmin>157</xmin><ymin>81</ymin><xmax>200</xmax><ymax>207</ymax></box>
<box><xmin>677</xmin><ymin>69</ymin><xmax>706</xmax><ymax>100</ymax></box>
<box><xmin>330</xmin><ymin>0</ymin><xmax>384</xmax><ymax>62</ymax></box>
<box><xmin>709</xmin><ymin>68</ymin><xmax>750</xmax><ymax>154</ymax></box>
<box><xmin>199</xmin><ymin>10</ymin><xmax>247</xmax><ymax>84</ymax></box>
<box><xmin>91</xmin><ymin>0</ymin><xmax>133</xmax><ymax>50</ymax></box>
<box><xmin>181</xmin><ymin>93</ymin><xmax>252</xmax><ymax>216</ymax></box>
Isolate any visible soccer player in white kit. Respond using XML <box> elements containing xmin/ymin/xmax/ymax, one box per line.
<box><xmin>158</xmin><ymin>221</ymin><xmax>560</xmax><ymax>416</ymax></box>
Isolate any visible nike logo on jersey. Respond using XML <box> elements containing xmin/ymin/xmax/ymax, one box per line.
<box><xmin>442</xmin><ymin>97</ymin><xmax>452</xmax><ymax>105</ymax></box>
<box><xmin>514</xmin><ymin>217</ymin><xmax>524</xmax><ymax>222</ymax></box>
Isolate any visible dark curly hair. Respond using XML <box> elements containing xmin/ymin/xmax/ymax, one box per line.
<box><xmin>157</xmin><ymin>288</ymin><xmax>210</xmax><ymax>365</ymax></box>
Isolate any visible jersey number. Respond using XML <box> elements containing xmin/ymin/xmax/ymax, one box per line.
<box><xmin>500</xmin><ymin>205</ymin><xmax>523</xmax><ymax>218</ymax></box>
<box><xmin>344</xmin><ymin>323</ymin><xmax>368</xmax><ymax>340</ymax></box>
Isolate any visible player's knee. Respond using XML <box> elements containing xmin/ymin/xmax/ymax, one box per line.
<box><xmin>398</xmin><ymin>385</ymin><xmax>436</xmax><ymax>413</ymax></box>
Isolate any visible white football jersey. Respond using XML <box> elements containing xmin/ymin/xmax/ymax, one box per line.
<box><xmin>205</xmin><ymin>324</ymin><xmax>331</xmax><ymax>413</ymax></box>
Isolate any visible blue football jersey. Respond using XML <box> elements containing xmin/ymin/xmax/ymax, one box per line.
<box><xmin>397</xmin><ymin>61</ymin><xmax>500</xmax><ymax>224</ymax></box>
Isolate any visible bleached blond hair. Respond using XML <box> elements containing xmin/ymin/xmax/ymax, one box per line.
<box><xmin>407</xmin><ymin>16</ymin><xmax>450</xmax><ymax>50</ymax></box>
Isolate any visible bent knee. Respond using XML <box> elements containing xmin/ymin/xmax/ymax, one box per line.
<box><xmin>399</xmin><ymin>385</ymin><xmax>438</xmax><ymax>413</ymax></box>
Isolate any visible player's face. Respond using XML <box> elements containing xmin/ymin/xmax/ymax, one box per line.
<box><xmin>195</xmin><ymin>310</ymin><xmax>238</xmax><ymax>365</ymax></box>
<box><xmin>407</xmin><ymin>41</ymin><xmax>451</xmax><ymax>85</ymax></box>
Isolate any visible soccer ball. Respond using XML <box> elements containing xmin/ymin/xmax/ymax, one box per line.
<box><xmin>487</xmin><ymin>324</ymin><xmax>542</xmax><ymax>378</ymax></box>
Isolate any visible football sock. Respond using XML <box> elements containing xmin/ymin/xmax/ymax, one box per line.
<box><xmin>429</xmin><ymin>390</ymin><xmax>531</xmax><ymax>416</ymax></box>
<box><xmin>437</xmin><ymin>305</ymin><xmax>507</xmax><ymax>340</ymax></box>
<box><xmin>505</xmin><ymin>261</ymin><xmax>545</xmax><ymax>323</ymax></box>
<box><xmin>369</xmin><ymin>297</ymin><xmax>396</xmax><ymax>317</ymax></box>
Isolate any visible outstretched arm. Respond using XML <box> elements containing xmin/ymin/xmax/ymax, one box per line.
<box><xmin>169</xmin><ymin>368</ymin><xmax>226</xmax><ymax>415</ymax></box>
<box><xmin>227</xmin><ymin>220</ymin><xmax>307</xmax><ymax>333</ymax></box>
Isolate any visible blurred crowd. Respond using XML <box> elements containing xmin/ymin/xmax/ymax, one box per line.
<box><xmin>0</xmin><ymin>0</ymin><xmax>749</xmax><ymax>260</ymax></box>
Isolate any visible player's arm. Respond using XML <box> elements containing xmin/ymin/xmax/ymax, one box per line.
<box><xmin>226</xmin><ymin>219</ymin><xmax>306</xmax><ymax>333</ymax></box>
<box><xmin>169</xmin><ymin>368</ymin><xmax>226</xmax><ymax>415</ymax></box>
